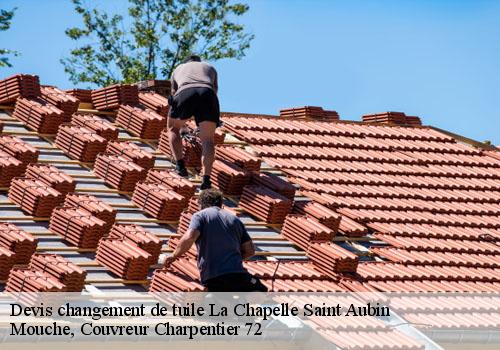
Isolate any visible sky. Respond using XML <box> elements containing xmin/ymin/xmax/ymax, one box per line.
<box><xmin>1</xmin><ymin>0</ymin><xmax>499</xmax><ymax>144</ymax></box>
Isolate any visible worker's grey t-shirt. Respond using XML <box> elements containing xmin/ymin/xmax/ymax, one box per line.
<box><xmin>188</xmin><ymin>207</ymin><xmax>250</xmax><ymax>283</ymax></box>
<box><xmin>171</xmin><ymin>61</ymin><xmax>218</xmax><ymax>96</ymax></box>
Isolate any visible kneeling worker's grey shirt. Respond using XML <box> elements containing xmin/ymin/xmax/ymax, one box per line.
<box><xmin>188</xmin><ymin>206</ymin><xmax>250</xmax><ymax>284</ymax></box>
<box><xmin>171</xmin><ymin>61</ymin><xmax>218</xmax><ymax>96</ymax></box>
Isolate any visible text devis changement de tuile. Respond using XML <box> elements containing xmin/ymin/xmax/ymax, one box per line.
<box><xmin>11</xmin><ymin>301</ymin><xmax>390</xmax><ymax>321</ymax></box>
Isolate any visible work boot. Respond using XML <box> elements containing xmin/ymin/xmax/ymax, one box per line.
<box><xmin>175</xmin><ymin>159</ymin><xmax>188</xmax><ymax>178</ymax></box>
<box><xmin>200</xmin><ymin>175</ymin><xmax>212</xmax><ymax>190</ymax></box>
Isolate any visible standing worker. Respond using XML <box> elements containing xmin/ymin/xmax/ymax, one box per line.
<box><xmin>168</xmin><ymin>55</ymin><xmax>219</xmax><ymax>190</ymax></box>
<box><xmin>165</xmin><ymin>189</ymin><xmax>268</xmax><ymax>292</ymax></box>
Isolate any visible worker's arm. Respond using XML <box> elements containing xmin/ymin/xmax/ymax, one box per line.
<box><xmin>241</xmin><ymin>240</ymin><xmax>255</xmax><ymax>260</ymax></box>
<box><xmin>164</xmin><ymin>228</ymin><xmax>200</xmax><ymax>266</ymax></box>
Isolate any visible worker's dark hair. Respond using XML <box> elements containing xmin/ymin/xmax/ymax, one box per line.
<box><xmin>199</xmin><ymin>188</ymin><xmax>223</xmax><ymax>209</ymax></box>
<box><xmin>183</xmin><ymin>55</ymin><xmax>202</xmax><ymax>63</ymax></box>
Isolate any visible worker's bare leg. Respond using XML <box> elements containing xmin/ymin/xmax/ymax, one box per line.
<box><xmin>167</xmin><ymin>117</ymin><xmax>189</xmax><ymax>176</ymax></box>
<box><xmin>198</xmin><ymin>120</ymin><xmax>217</xmax><ymax>189</ymax></box>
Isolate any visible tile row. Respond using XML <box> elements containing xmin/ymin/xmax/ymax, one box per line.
<box><xmin>373</xmin><ymin>234</ymin><xmax>499</xmax><ymax>254</ymax></box>
<box><xmin>223</xmin><ymin>116</ymin><xmax>453</xmax><ymax>141</ymax></box>
<box><xmin>264</xmin><ymin>157</ymin><xmax>500</xmax><ymax>179</ymax></box>
<box><xmin>232</xmin><ymin>129</ymin><xmax>476</xmax><ymax>154</ymax></box>
<box><xmin>253</xmin><ymin>145</ymin><xmax>497</xmax><ymax>167</ymax></box>
<box><xmin>367</xmin><ymin>222</ymin><xmax>500</xmax><ymax>240</ymax></box>
<box><xmin>356</xmin><ymin>262</ymin><xmax>500</xmax><ymax>282</ymax></box>
<box><xmin>298</xmin><ymin>182</ymin><xmax>499</xmax><ymax>203</ymax></box>
<box><xmin>337</xmin><ymin>207</ymin><xmax>500</xmax><ymax>228</ymax></box>
<box><xmin>287</xmin><ymin>169</ymin><xmax>500</xmax><ymax>191</ymax></box>
<box><xmin>372</xmin><ymin>247</ymin><xmax>500</xmax><ymax>268</ymax></box>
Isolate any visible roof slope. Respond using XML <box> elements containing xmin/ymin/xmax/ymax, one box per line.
<box><xmin>0</xmin><ymin>75</ymin><xmax>499</xmax><ymax>296</ymax></box>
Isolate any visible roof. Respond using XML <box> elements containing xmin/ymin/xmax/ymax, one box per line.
<box><xmin>0</xmin><ymin>74</ymin><xmax>499</xmax><ymax>347</ymax></box>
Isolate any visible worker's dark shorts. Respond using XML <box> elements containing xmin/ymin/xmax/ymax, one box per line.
<box><xmin>168</xmin><ymin>87</ymin><xmax>220</xmax><ymax>126</ymax></box>
<box><xmin>204</xmin><ymin>272</ymin><xmax>268</xmax><ymax>292</ymax></box>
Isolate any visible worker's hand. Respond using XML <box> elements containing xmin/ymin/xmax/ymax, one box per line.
<box><xmin>164</xmin><ymin>255</ymin><xmax>177</xmax><ymax>267</ymax></box>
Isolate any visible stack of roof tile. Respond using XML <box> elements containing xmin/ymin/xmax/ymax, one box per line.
<box><xmin>146</xmin><ymin>169</ymin><xmax>196</xmax><ymax>200</ymax></box>
<box><xmin>49</xmin><ymin>206</ymin><xmax>106</xmax><ymax>248</ymax></box>
<box><xmin>239</xmin><ymin>185</ymin><xmax>292</xmax><ymax>224</ymax></box>
<box><xmin>137</xmin><ymin>79</ymin><xmax>171</xmax><ymax>97</ymax></box>
<box><xmin>323</xmin><ymin>109</ymin><xmax>340</xmax><ymax>120</ymax></box>
<box><xmin>132</xmin><ymin>182</ymin><xmax>186</xmax><ymax>220</ymax></box>
<box><xmin>94</xmin><ymin>153</ymin><xmax>146</xmax><ymax>191</ymax></box>
<box><xmin>25</xmin><ymin>163</ymin><xmax>76</xmax><ymax>196</ymax></box>
<box><xmin>280</xmin><ymin>106</ymin><xmax>339</xmax><ymax>120</ymax></box>
<box><xmin>210</xmin><ymin>159</ymin><xmax>250</xmax><ymax>195</ymax></box>
<box><xmin>293</xmin><ymin>200</ymin><xmax>341</xmax><ymax>231</ymax></box>
<box><xmin>40</xmin><ymin>86</ymin><xmax>79</xmax><ymax>122</ymax></box>
<box><xmin>301</xmin><ymin>191</ymin><xmax>369</xmax><ymax>236</ymax></box>
<box><xmin>91</xmin><ymin>84</ymin><xmax>139</xmax><ymax>110</ymax></box>
<box><xmin>96</xmin><ymin>238</ymin><xmax>151</xmax><ymax>279</ymax></box>
<box><xmin>0</xmin><ymin>150</ymin><xmax>25</xmax><ymax>187</ymax></box>
<box><xmin>71</xmin><ymin>113</ymin><xmax>119</xmax><ymax>141</ymax></box>
<box><xmin>251</xmin><ymin>171</ymin><xmax>296</xmax><ymax>200</ymax></box>
<box><xmin>281</xmin><ymin>214</ymin><xmax>334</xmax><ymax>250</ymax></box>
<box><xmin>176</xmin><ymin>210</ymin><xmax>193</xmax><ymax>236</ymax></box>
<box><xmin>405</xmin><ymin>116</ymin><xmax>422</xmax><ymax>126</ymax></box>
<box><xmin>55</xmin><ymin>125</ymin><xmax>108</xmax><ymax>162</ymax></box>
<box><xmin>9</xmin><ymin>177</ymin><xmax>63</xmax><ymax>216</ymax></box>
<box><xmin>158</xmin><ymin>128</ymin><xmax>202</xmax><ymax>168</ymax></box>
<box><xmin>215</xmin><ymin>146</ymin><xmax>261</xmax><ymax>172</ymax></box>
<box><xmin>29</xmin><ymin>253</ymin><xmax>86</xmax><ymax>292</ymax></box>
<box><xmin>64</xmin><ymin>193</ymin><xmax>117</xmax><ymax>233</ymax></box>
<box><xmin>65</xmin><ymin>88</ymin><xmax>92</xmax><ymax>103</ymax></box>
<box><xmin>109</xmin><ymin>224</ymin><xmax>162</xmax><ymax>265</ymax></box>
<box><xmin>149</xmin><ymin>267</ymin><xmax>204</xmax><ymax>292</ymax></box>
<box><xmin>0</xmin><ymin>223</ymin><xmax>38</xmax><ymax>264</ymax></box>
<box><xmin>106</xmin><ymin>141</ymin><xmax>155</xmax><ymax>170</ymax></box>
<box><xmin>0</xmin><ymin>135</ymin><xmax>39</xmax><ymax>167</ymax></box>
<box><xmin>362</xmin><ymin>111</ymin><xmax>407</xmax><ymax>125</ymax></box>
<box><xmin>138</xmin><ymin>91</ymin><xmax>169</xmax><ymax>116</ymax></box>
<box><xmin>0</xmin><ymin>74</ymin><xmax>41</xmax><ymax>104</ymax></box>
<box><xmin>170</xmin><ymin>258</ymin><xmax>200</xmax><ymax>280</ymax></box>
<box><xmin>12</xmin><ymin>97</ymin><xmax>64</xmax><ymax>134</ymax></box>
<box><xmin>116</xmin><ymin>105</ymin><xmax>166</xmax><ymax>139</ymax></box>
<box><xmin>5</xmin><ymin>267</ymin><xmax>66</xmax><ymax>292</ymax></box>
<box><xmin>307</xmin><ymin>242</ymin><xmax>359</xmax><ymax>275</ymax></box>
<box><xmin>0</xmin><ymin>247</ymin><xmax>15</xmax><ymax>280</ymax></box>
<box><xmin>187</xmin><ymin>196</ymin><xmax>200</xmax><ymax>213</ymax></box>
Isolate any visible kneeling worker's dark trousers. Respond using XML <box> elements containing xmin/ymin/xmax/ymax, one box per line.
<box><xmin>204</xmin><ymin>272</ymin><xmax>268</xmax><ymax>292</ymax></box>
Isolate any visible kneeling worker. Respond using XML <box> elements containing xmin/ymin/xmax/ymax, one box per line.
<box><xmin>168</xmin><ymin>55</ymin><xmax>219</xmax><ymax>190</ymax></box>
<box><xmin>165</xmin><ymin>189</ymin><xmax>268</xmax><ymax>292</ymax></box>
